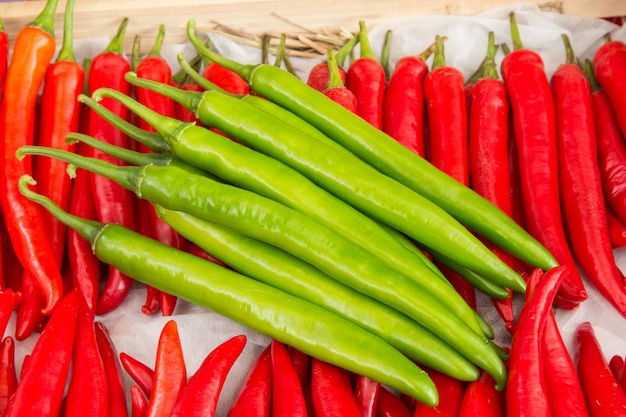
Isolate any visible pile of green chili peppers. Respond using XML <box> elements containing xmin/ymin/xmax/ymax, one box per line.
<box><xmin>15</xmin><ymin>21</ymin><xmax>562</xmax><ymax>407</ymax></box>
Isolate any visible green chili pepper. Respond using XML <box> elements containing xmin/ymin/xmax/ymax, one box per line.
<box><xmin>16</xmin><ymin>145</ymin><xmax>507</xmax><ymax>388</ymax></box>
<box><xmin>15</xmin><ymin>174</ymin><xmax>439</xmax><ymax>405</ymax></box>
<box><xmin>120</xmin><ymin>72</ymin><xmax>526</xmax><ymax>295</ymax></box>
<box><xmin>80</xmin><ymin>89</ymin><xmax>490</xmax><ymax>338</ymax></box>
<box><xmin>185</xmin><ymin>19</ymin><xmax>558</xmax><ymax>274</ymax></box>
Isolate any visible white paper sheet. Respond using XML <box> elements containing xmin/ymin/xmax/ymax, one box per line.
<box><xmin>8</xmin><ymin>3</ymin><xmax>626</xmax><ymax>414</ymax></box>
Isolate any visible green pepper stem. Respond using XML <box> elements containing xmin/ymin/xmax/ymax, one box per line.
<box><xmin>105</xmin><ymin>17</ymin><xmax>129</xmax><ymax>55</ymax></box>
<box><xmin>335</xmin><ymin>34</ymin><xmax>359</xmax><ymax>67</ymax></box>
<box><xmin>147</xmin><ymin>24</ymin><xmax>166</xmax><ymax>58</ymax></box>
<box><xmin>431</xmin><ymin>35</ymin><xmax>446</xmax><ymax>70</ymax></box>
<box><xmin>177</xmin><ymin>53</ymin><xmax>220</xmax><ymax>92</ymax></box>
<box><xmin>561</xmin><ymin>33</ymin><xmax>577</xmax><ymax>65</ymax></box>
<box><xmin>325</xmin><ymin>50</ymin><xmax>343</xmax><ymax>89</ymax></box>
<box><xmin>381</xmin><ymin>29</ymin><xmax>393</xmax><ymax>80</ymax></box>
<box><xmin>65</xmin><ymin>132</ymin><xmax>170</xmax><ymax>167</ymax></box>
<box><xmin>125</xmin><ymin>71</ymin><xmax>204</xmax><ymax>115</ymax></box>
<box><xmin>18</xmin><ymin>175</ymin><xmax>104</xmax><ymax>244</ymax></box>
<box><xmin>274</xmin><ymin>33</ymin><xmax>287</xmax><ymax>68</ymax></box>
<box><xmin>29</xmin><ymin>0</ymin><xmax>60</xmax><ymax>35</ymax></box>
<box><xmin>583</xmin><ymin>59</ymin><xmax>601</xmax><ymax>93</ymax></box>
<box><xmin>55</xmin><ymin>0</ymin><xmax>76</xmax><ymax>62</ymax></box>
<box><xmin>357</xmin><ymin>20</ymin><xmax>376</xmax><ymax>60</ymax></box>
<box><xmin>0</xmin><ymin>16</ymin><xmax>4</xmax><ymax>32</ymax></box>
<box><xmin>131</xmin><ymin>34</ymin><xmax>141</xmax><ymax>72</ymax></box>
<box><xmin>261</xmin><ymin>34</ymin><xmax>271</xmax><ymax>65</ymax></box>
<box><xmin>509</xmin><ymin>12</ymin><xmax>524</xmax><ymax>51</ymax></box>
<box><xmin>187</xmin><ymin>19</ymin><xmax>254</xmax><ymax>82</ymax></box>
<box><xmin>16</xmin><ymin>145</ymin><xmax>140</xmax><ymax>195</ymax></box>
<box><xmin>467</xmin><ymin>31</ymin><xmax>499</xmax><ymax>83</ymax></box>
<box><xmin>77</xmin><ymin>93</ymin><xmax>170</xmax><ymax>153</ymax></box>
<box><xmin>417</xmin><ymin>36</ymin><xmax>441</xmax><ymax>63</ymax></box>
<box><xmin>500</xmin><ymin>42</ymin><xmax>511</xmax><ymax>56</ymax></box>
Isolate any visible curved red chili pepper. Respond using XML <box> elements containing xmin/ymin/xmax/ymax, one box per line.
<box><xmin>0</xmin><ymin>18</ymin><xmax>8</xmax><ymax>93</ymax></box>
<box><xmin>609</xmin><ymin>355</ymin><xmax>625</xmax><ymax>382</ymax></box>
<box><xmin>346</xmin><ymin>20</ymin><xmax>386</xmax><ymax>129</ymax></box>
<box><xmin>120</xmin><ymin>352</ymin><xmax>154</xmax><ymax>399</ymax></box>
<box><xmin>606</xmin><ymin>205</ymin><xmax>626</xmax><ymax>248</ymax></box>
<box><xmin>575</xmin><ymin>321</ymin><xmax>626</xmax><ymax>416</ymax></box>
<box><xmin>227</xmin><ymin>344</ymin><xmax>272</xmax><ymax>417</ymax></box>
<box><xmin>203</xmin><ymin>62</ymin><xmax>250</xmax><ymax>95</ymax></box>
<box><xmin>505</xmin><ymin>266</ymin><xmax>568</xmax><ymax>417</ymax></box>
<box><xmin>375</xmin><ymin>387</ymin><xmax>412</xmax><ymax>417</ymax></box>
<box><xmin>65</xmin><ymin>295</ymin><xmax>108</xmax><ymax>417</ymax></box>
<box><xmin>424</xmin><ymin>34</ymin><xmax>475</xmax><ymax>309</ymax></box>
<box><xmin>5</xmin><ymin>289</ymin><xmax>81</xmax><ymax>417</ymax></box>
<box><xmin>131</xmin><ymin>385</ymin><xmax>148</xmax><ymax>417</ymax></box>
<box><xmin>14</xmin><ymin>271</ymin><xmax>46</xmax><ymax>341</ymax></box>
<box><xmin>0</xmin><ymin>289</ymin><xmax>21</xmax><ymax>339</ymax></box>
<box><xmin>310</xmin><ymin>357</ymin><xmax>361</xmax><ymax>417</ymax></box>
<box><xmin>501</xmin><ymin>13</ymin><xmax>586</xmax><ymax>306</ymax></box>
<box><xmin>145</xmin><ymin>320</ymin><xmax>187</xmax><ymax>417</ymax></box>
<box><xmin>87</xmin><ymin>18</ymin><xmax>137</xmax><ymax>315</ymax></box>
<box><xmin>0</xmin><ymin>0</ymin><xmax>64</xmax><ymax>315</ymax></box>
<box><xmin>271</xmin><ymin>340</ymin><xmax>307</xmax><ymax>417</ymax></box>
<box><xmin>355</xmin><ymin>375</ymin><xmax>381</xmax><ymax>417</ymax></box>
<box><xmin>0</xmin><ymin>337</ymin><xmax>17</xmax><ymax>414</ymax></box>
<box><xmin>592</xmin><ymin>38</ymin><xmax>626</xmax><ymax>139</ymax></box>
<box><xmin>95</xmin><ymin>322</ymin><xmax>129</xmax><ymax>417</ymax></box>
<box><xmin>382</xmin><ymin>44</ymin><xmax>432</xmax><ymax>157</ymax></box>
<box><xmin>413</xmin><ymin>367</ymin><xmax>464</xmax><ymax>416</ymax></box>
<box><xmin>169</xmin><ymin>334</ymin><xmax>247</xmax><ymax>417</ymax></box>
<box><xmin>554</xmin><ymin>36</ymin><xmax>626</xmax><ymax>317</ymax></box>
<box><xmin>35</xmin><ymin>0</ymin><xmax>83</xmax><ymax>271</ymax></box>
<box><xmin>458</xmin><ymin>369</ymin><xmax>505</xmax><ymax>417</ymax></box>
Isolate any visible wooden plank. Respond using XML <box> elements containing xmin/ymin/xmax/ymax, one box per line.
<box><xmin>2</xmin><ymin>0</ymin><xmax>626</xmax><ymax>55</ymax></box>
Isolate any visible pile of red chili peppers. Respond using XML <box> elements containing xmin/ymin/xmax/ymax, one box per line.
<box><xmin>2</xmin><ymin>0</ymin><xmax>626</xmax><ymax>414</ymax></box>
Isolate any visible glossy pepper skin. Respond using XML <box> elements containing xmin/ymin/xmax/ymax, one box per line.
<box><xmin>0</xmin><ymin>0</ymin><xmax>63</xmax><ymax>315</ymax></box>
<box><xmin>0</xmin><ymin>17</ymin><xmax>8</xmax><ymax>91</ymax></box>
<box><xmin>592</xmin><ymin>39</ymin><xmax>626</xmax><ymax>139</ymax></box>
<box><xmin>310</xmin><ymin>357</ymin><xmax>361</xmax><ymax>417</ymax></box>
<box><xmin>227</xmin><ymin>345</ymin><xmax>272</xmax><ymax>417</ymax></box>
<box><xmin>500</xmin><ymin>13</ymin><xmax>586</xmax><ymax>306</ymax></box>
<box><xmin>17</xmin><ymin>175</ymin><xmax>439</xmax><ymax>406</ymax></box>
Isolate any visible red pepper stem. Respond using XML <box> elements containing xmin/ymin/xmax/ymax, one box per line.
<box><xmin>28</xmin><ymin>0</ymin><xmax>59</xmax><ymax>35</ymax></box>
<box><xmin>561</xmin><ymin>33</ymin><xmax>577</xmax><ymax>65</ymax></box>
<box><xmin>92</xmin><ymin>84</ymin><xmax>191</xmax><ymax>144</ymax></box>
<box><xmin>176</xmin><ymin>53</ymin><xmax>227</xmax><ymax>93</ymax></box>
<box><xmin>431</xmin><ymin>35</ymin><xmax>446</xmax><ymax>70</ymax></box>
<box><xmin>357</xmin><ymin>20</ymin><xmax>376</xmax><ymax>60</ymax></box>
<box><xmin>77</xmin><ymin>93</ymin><xmax>169</xmax><ymax>153</ymax></box>
<box><xmin>509</xmin><ymin>12</ymin><xmax>524</xmax><ymax>51</ymax></box>
<box><xmin>335</xmin><ymin>34</ymin><xmax>359</xmax><ymax>66</ymax></box>
<box><xmin>147</xmin><ymin>24</ymin><xmax>166</xmax><ymax>58</ymax></box>
<box><xmin>583</xmin><ymin>59</ymin><xmax>601</xmax><ymax>93</ymax></box>
<box><xmin>18</xmin><ymin>175</ymin><xmax>103</xmax><ymax>245</ymax></box>
<box><xmin>326</xmin><ymin>50</ymin><xmax>343</xmax><ymax>89</ymax></box>
<box><xmin>55</xmin><ymin>0</ymin><xmax>76</xmax><ymax>62</ymax></box>
<box><xmin>187</xmin><ymin>19</ymin><xmax>253</xmax><ymax>81</ymax></box>
<box><xmin>105</xmin><ymin>17</ymin><xmax>129</xmax><ymax>54</ymax></box>
<box><xmin>17</xmin><ymin>146</ymin><xmax>140</xmax><ymax>207</ymax></box>
<box><xmin>66</xmin><ymin>132</ymin><xmax>166</xmax><ymax>167</ymax></box>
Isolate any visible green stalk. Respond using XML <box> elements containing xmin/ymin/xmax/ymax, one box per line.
<box><xmin>29</xmin><ymin>0</ymin><xmax>60</xmax><ymax>35</ymax></box>
<box><xmin>381</xmin><ymin>29</ymin><xmax>393</xmax><ymax>80</ymax></box>
<box><xmin>105</xmin><ymin>17</ymin><xmax>129</xmax><ymax>55</ymax></box>
<box><xmin>147</xmin><ymin>24</ymin><xmax>166</xmax><ymax>58</ymax></box>
<box><xmin>509</xmin><ymin>12</ymin><xmax>524</xmax><ymax>51</ymax></box>
<box><xmin>357</xmin><ymin>20</ymin><xmax>376</xmax><ymax>60</ymax></box>
<box><xmin>431</xmin><ymin>35</ymin><xmax>446</xmax><ymax>70</ymax></box>
<box><xmin>55</xmin><ymin>0</ymin><xmax>76</xmax><ymax>62</ymax></box>
<box><xmin>561</xmin><ymin>33</ymin><xmax>578</xmax><ymax>66</ymax></box>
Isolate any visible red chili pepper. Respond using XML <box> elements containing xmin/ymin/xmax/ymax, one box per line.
<box><xmin>94</xmin><ymin>322</ymin><xmax>129</xmax><ymax>417</ymax></box>
<box><xmin>87</xmin><ymin>17</ymin><xmax>137</xmax><ymax>315</ymax></box>
<box><xmin>609</xmin><ymin>355</ymin><xmax>625</xmax><ymax>382</ymax></box>
<box><xmin>355</xmin><ymin>375</ymin><xmax>381</xmax><ymax>417</ymax></box>
<box><xmin>14</xmin><ymin>271</ymin><xmax>46</xmax><ymax>341</ymax></box>
<box><xmin>0</xmin><ymin>289</ymin><xmax>21</xmax><ymax>339</ymax></box>
<box><xmin>423</xmin><ymin>34</ymin><xmax>475</xmax><ymax>309</ymax></box>
<box><xmin>575</xmin><ymin>321</ymin><xmax>626</xmax><ymax>416</ymax></box>
<box><xmin>67</xmin><ymin>141</ymin><xmax>101</xmax><ymax>318</ymax></box>
<box><xmin>382</xmin><ymin>43</ymin><xmax>433</xmax><ymax>157</ymax></box>
<box><xmin>64</xmin><ymin>295</ymin><xmax>108</xmax><ymax>417</ymax></box>
<box><xmin>131</xmin><ymin>385</ymin><xmax>148</xmax><ymax>417</ymax></box>
<box><xmin>135</xmin><ymin>24</ymin><xmax>184</xmax><ymax>316</ymax></box>
<box><xmin>310</xmin><ymin>357</ymin><xmax>361</xmax><ymax>417</ymax></box>
<box><xmin>375</xmin><ymin>387</ymin><xmax>412</xmax><ymax>417</ymax></box>
<box><xmin>505</xmin><ymin>266</ymin><xmax>568</xmax><ymax>417</ymax></box>
<box><xmin>145</xmin><ymin>320</ymin><xmax>187</xmax><ymax>417</ymax></box>
<box><xmin>0</xmin><ymin>17</ymin><xmax>8</xmax><ymax>93</ymax></box>
<box><xmin>227</xmin><ymin>344</ymin><xmax>272</xmax><ymax>417</ymax></box>
<box><xmin>120</xmin><ymin>352</ymin><xmax>155</xmax><ymax>399</ymax></box>
<box><xmin>592</xmin><ymin>38</ymin><xmax>626</xmax><ymax>139</ymax></box>
<box><xmin>169</xmin><ymin>334</ymin><xmax>247</xmax><ymax>417</ymax></box>
<box><xmin>606</xmin><ymin>205</ymin><xmax>626</xmax><ymax>248</ymax></box>
<box><xmin>554</xmin><ymin>35</ymin><xmax>626</xmax><ymax>317</ymax></box>
<box><xmin>458</xmin><ymin>369</ymin><xmax>505</xmax><ymax>417</ymax></box>
<box><xmin>289</xmin><ymin>346</ymin><xmax>312</xmax><ymax>388</ymax></box>
<box><xmin>500</xmin><ymin>13</ymin><xmax>586</xmax><ymax>306</ymax></box>
<box><xmin>323</xmin><ymin>49</ymin><xmax>357</xmax><ymax>112</ymax></box>
<box><xmin>0</xmin><ymin>0</ymin><xmax>64</xmax><ymax>315</ymax></box>
<box><xmin>621</xmin><ymin>358</ymin><xmax>626</xmax><ymax>395</ymax></box>
<box><xmin>271</xmin><ymin>340</ymin><xmax>307</xmax><ymax>417</ymax></box>
<box><xmin>307</xmin><ymin>35</ymin><xmax>357</xmax><ymax>92</ymax></box>
<box><xmin>413</xmin><ymin>367</ymin><xmax>464</xmax><ymax>416</ymax></box>
<box><xmin>346</xmin><ymin>20</ymin><xmax>386</xmax><ymax>129</ymax></box>
<box><xmin>203</xmin><ymin>61</ymin><xmax>250</xmax><ymax>95</ymax></box>
<box><xmin>4</xmin><ymin>289</ymin><xmax>81</xmax><ymax>417</ymax></box>
<box><xmin>0</xmin><ymin>337</ymin><xmax>17</xmax><ymax>414</ymax></box>
<box><xmin>35</xmin><ymin>0</ymin><xmax>83</xmax><ymax>271</ymax></box>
